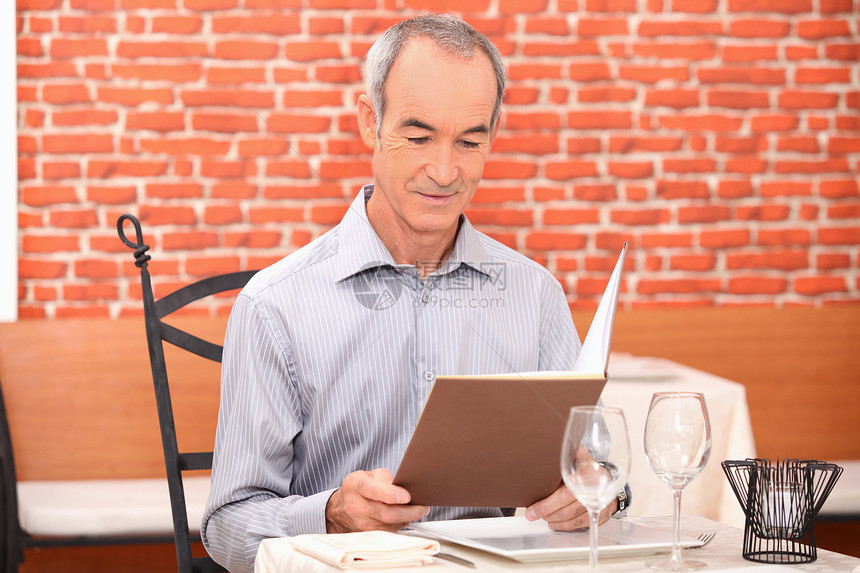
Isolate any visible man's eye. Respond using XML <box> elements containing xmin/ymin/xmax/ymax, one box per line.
<box><xmin>460</xmin><ymin>140</ymin><xmax>481</xmax><ymax>149</ymax></box>
<box><xmin>407</xmin><ymin>137</ymin><xmax>430</xmax><ymax>144</ymax></box>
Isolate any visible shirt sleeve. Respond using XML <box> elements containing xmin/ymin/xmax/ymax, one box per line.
<box><xmin>201</xmin><ymin>293</ymin><xmax>324</xmax><ymax>573</ymax></box>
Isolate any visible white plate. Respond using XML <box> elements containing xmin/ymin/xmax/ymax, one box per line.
<box><xmin>407</xmin><ymin>516</ymin><xmax>701</xmax><ymax>563</ymax></box>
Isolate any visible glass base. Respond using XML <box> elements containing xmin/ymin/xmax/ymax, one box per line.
<box><xmin>646</xmin><ymin>556</ymin><xmax>707</xmax><ymax>571</ymax></box>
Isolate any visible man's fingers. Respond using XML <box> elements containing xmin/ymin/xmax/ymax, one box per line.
<box><xmin>525</xmin><ymin>483</ymin><xmax>575</xmax><ymax>521</ymax></box>
<box><xmin>349</xmin><ymin>470</ymin><xmax>411</xmax><ymax>504</ymax></box>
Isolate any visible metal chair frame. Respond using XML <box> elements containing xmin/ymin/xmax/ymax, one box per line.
<box><xmin>118</xmin><ymin>214</ymin><xmax>257</xmax><ymax>573</ymax></box>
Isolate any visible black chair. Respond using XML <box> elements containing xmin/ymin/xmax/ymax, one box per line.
<box><xmin>118</xmin><ymin>214</ymin><xmax>257</xmax><ymax>573</ymax></box>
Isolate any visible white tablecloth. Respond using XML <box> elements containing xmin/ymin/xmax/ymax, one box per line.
<box><xmin>256</xmin><ymin>516</ymin><xmax>860</xmax><ymax>572</ymax></box>
<box><xmin>601</xmin><ymin>354</ymin><xmax>758</xmax><ymax>528</ymax></box>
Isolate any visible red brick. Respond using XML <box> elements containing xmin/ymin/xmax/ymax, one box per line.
<box><xmin>828</xmin><ymin>202</ymin><xmax>860</xmax><ymax>219</ymax></box>
<box><xmin>725</xmin><ymin>158</ymin><xmax>768</xmax><ymax>174</ymax></box>
<box><xmin>182</xmin><ymin>89</ymin><xmax>274</xmax><ymax>108</ymax></box>
<box><xmin>638</xmin><ymin>19</ymin><xmax>722</xmax><ymax>36</ymax></box>
<box><xmin>525</xmin><ymin>16</ymin><xmax>570</xmax><ymax>35</ymax></box>
<box><xmin>775</xmin><ymin>159</ymin><xmax>850</xmax><ymax>174</ymax></box>
<box><xmin>578</xmin><ymin>87</ymin><xmax>636</xmax><ymax>103</ymax></box>
<box><xmin>89</xmin><ymin>160</ymin><xmax>168</xmax><ymax>179</ymax></box>
<box><xmin>670</xmin><ymin>254</ymin><xmax>717</xmax><ymax>271</ymax></box>
<box><xmin>796</xmin><ymin>67</ymin><xmax>851</xmax><ymax>85</ymax></box>
<box><xmin>151</xmin><ymin>15</ymin><xmax>202</xmax><ymax>34</ymax></box>
<box><xmin>50</xmin><ymin>209</ymin><xmax>99</xmax><ymax>228</ymax></box>
<box><xmin>544</xmin><ymin>161</ymin><xmax>599</xmax><ymax>181</ymax></box>
<box><xmin>573</xmin><ymin>185</ymin><xmax>617</xmax><ymax>202</ymax></box>
<box><xmin>310</xmin><ymin>0</ymin><xmax>375</xmax><ymax>6</ymax></box>
<box><xmin>645</xmin><ymin>89</ymin><xmax>699</xmax><ymax>109</ymax></box>
<box><xmin>42</xmin><ymin>134</ymin><xmax>113</xmax><ymax>154</ymax></box>
<box><xmin>777</xmin><ymin>136</ymin><xmax>819</xmax><ymax>153</ymax></box>
<box><xmin>828</xmin><ymin>136</ymin><xmax>860</xmax><ymax>155</ymax></box>
<box><xmin>750</xmin><ymin>114</ymin><xmax>800</xmax><ymax>132</ymax></box>
<box><xmin>19</xmin><ymin>259</ymin><xmax>68</xmax><ymax>279</ymax></box>
<box><xmin>819</xmin><ymin>227</ymin><xmax>860</xmax><ymax>245</ymax></box>
<box><xmin>223</xmin><ymin>231</ymin><xmax>282</xmax><ymax>249</ymax></box>
<box><xmin>237</xmin><ymin>138</ymin><xmax>288</xmax><ymax>157</ymax></box>
<box><xmin>87</xmin><ymin>186</ymin><xmax>137</xmax><ymax>204</ymax></box>
<box><xmin>160</xmin><ymin>231</ymin><xmax>219</xmax><ymax>251</ymax></box>
<box><xmin>42</xmin><ymin>162</ymin><xmax>81</xmax><ymax>180</ymax></box>
<box><xmin>658</xmin><ymin>114</ymin><xmax>743</xmax><ymax>131</ymax></box>
<box><xmin>523</xmin><ymin>41</ymin><xmax>597</xmax><ymax>58</ymax></box>
<box><xmin>820</xmin><ymin>179</ymin><xmax>859</xmax><ymax>198</ymax></box>
<box><xmin>249</xmin><ymin>206</ymin><xmax>305</xmax><ymax>224</ymax></box>
<box><xmin>727</xmin><ymin>250</ymin><xmax>808</xmax><ymax>271</ymax></box>
<box><xmin>817</xmin><ymin>253</ymin><xmax>851</xmax><ymax>269</ymax></box>
<box><xmin>727</xmin><ymin>0</ymin><xmax>812</xmax><ymax>13</ymax></box>
<box><xmin>656</xmin><ymin>181</ymin><xmax>710</xmax><ymax>199</ymax></box>
<box><xmin>700</xmin><ymin>229</ymin><xmax>750</xmax><ymax>248</ymax></box>
<box><xmin>126</xmin><ymin>111</ymin><xmax>185</xmax><ymax>132</ymax></box>
<box><xmin>503</xmin><ymin>87</ymin><xmax>541</xmax><ymax>105</ymax></box>
<box><xmin>212</xmin><ymin>13</ymin><xmax>300</xmax><ymax>34</ymax></box>
<box><xmin>634</xmin><ymin>41</ymin><xmax>716</xmax><ymax>60</ymax></box>
<box><xmin>492</xmin><ymin>134</ymin><xmax>559</xmax><ymax>155</ymax></box>
<box><xmin>794</xmin><ymin>276</ymin><xmax>847</xmax><ymax>296</ymax></box>
<box><xmin>472</xmin><ymin>187</ymin><xmax>525</xmax><ymax>204</ymax></box>
<box><xmin>678</xmin><ymin>205</ymin><xmax>731</xmax><ymax>223</ymax></box>
<box><xmin>642</xmin><ymin>232</ymin><xmax>693</xmax><ymax>248</ymax></box>
<box><xmin>207</xmin><ymin>66</ymin><xmax>267</xmax><ymax>85</ymax></box>
<box><xmin>283</xmin><ymin>90</ymin><xmax>343</xmax><ymax>108</ymax></box>
<box><xmin>821</xmin><ymin>0</ymin><xmax>853</xmax><ymax>12</ymax></box>
<box><xmin>505</xmin><ymin>112</ymin><xmax>561</xmax><ymax>131</ymax></box>
<box><xmin>610</xmin><ymin>208</ymin><xmax>669</xmax><ymax>226</ymax></box>
<box><xmin>543</xmin><ymin>208</ymin><xmax>600</xmax><ymax>225</ymax></box>
<box><xmin>735</xmin><ymin>204</ymin><xmax>791</xmax><ymax>221</ymax></box>
<box><xmin>138</xmin><ymin>205</ymin><xmax>197</xmax><ymax>226</ymax></box>
<box><xmin>98</xmin><ymin>86</ymin><xmax>174</xmax><ymax>106</ymax></box>
<box><xmin>729</xmin><ymin>19</ymin><xmax>790</xmax><ymax>38</ymax></box>
<box><xmin>483</xmin><ymin>160</ymin><xmax>540</xmax><ymax>180</ymax></box>
<box><xmin>59</xmin><ymin>15</ymin><xmax>117</xmax><ymax>33</ymax></box>
<box><xmin>577</xmin><ymin>17</ymin><xmax>627</xmax><ymax>36</ymax></box>
<box><xmin>18</xmin><ymin>62</ymin><xmax>79</xmax><ymax>79</ymax></box>
<box><xmin>284</xmin><ymin>41</ymin><xmax>341</xmax><ymax>62</ymax></box>
<box><xmin>74</xmin><ymin>259</ymin><xmax>119</xmax><ymax>279</ymax></box>
<box><xmin>192</xmin><ymin>112</ymin><xmax>258</xmax><ymax>133</ymax></box>
<box><xmin>779</xmin><ymin>90</ymin><xmax>840</xmax><ymax>109</ymax></box>
<box><xmin>727</xmin><ymin>277</ymin><xmax>787</xmax><ymax>295</ymax></box>
<box><xmin>568</xmin><ymin>111</ymin><xmax>631</xmax><ymax>130</ymax></box>
<box><xmin>63</xmin><ymin>284</ymin><xmax>119</xmax><ymax>302</ymax></box>
<box><xmin>265</xmin><ymin>113</ymin><xmax>331</xmax><ymax>134</ymax></box>
<box><xmin>526</xmin><ymin>232</ymin><xmax>588</xmax><ymax>251</ymax></box>
<box><xmin>52</xmin><ymin>109</ymin><xmax>117</xmax><ymax>127</ymax></box>
<box><xmin>316</xmin><ymin>64</ymin><xmax>362</xmax><ymax>84</ymax></box>
<box><xmin>715</xmin><ymin>136</ymin><xmax>767</xmax><ymax>154</ymax></box>
<box><xmin>43</xmin><ymin>83</ymin><xmax>91</xmax><ymax>104</ymax></box>
<box><xmin>50</xmin><ymin>38</ymin><xmax>108</xmax><ymax>59</ymax></box>
<box><xmin>145</xmin><ymin>183</ymin><xmax>203</xmax><ymax>199</ymax></box>
<box><xmin>318</xmin><ymin>160</ymin><xmax>372</xmax><ymax>180</ymax></box>
<box><xmin>508</xmin><ymin>63</ymin><xmax>563</xmax><ymax>80</ymax></box>
<box><xmin>663</xmin><ymin>159</ymin><xmax>716</xmax><ymax>174</ymax></box>
<box><xmin>618</xmin><ymin>64</ymin><xmax>690</xmax><ymax>84</ymax></box>
<box><xmin>265</xmin><ymin>161</ymin><xmax>314</xmax><ymax>179</ymax></box>
<box><xmin>22</xmin><ymin>234</ymin><xmax>81</xmax><ymax>253</ymax></box>
<box><xmin>112</xmin><ymin>63</ymin><xmax>202</xmax><ymax>83</ymax></box>
<box><xmin>638</xmin><ymin>279</ymin><xmax>722</xmax><ymax>295</ymax></box>
<box><xmin>708</xmin><ymin>90</ymin><xmax>770</xmax><ymax>109</ymax></box>
<box><xmin>608</xmin><ymin>161</ymin><xmax>653</xmax><ymax>179</ymax></box>
<box><xmin>201</xmin><ymin>160</ymin><xmax>256</xmax><ymax>179</ymax></box>
<box><xmin>825</xmin><ymin>43</ymin><xmax>860</xmax><ymax>61</ymax></box>
<box><xmin>797</xmin><ymin>19</ymin><xmax>852</xmax><ymax>40</ymax></box>
<box><xmin>759</xmin><ymin>182</ymin><xmax>813</xmax><ymax>197</ymax></box>
<box><xmin>758</xmin><ymin>229</ymin><xmax>811</xmax><ymax>246</ymax></box>
<box><xmin>697</xmin><ymin>66</ymin><xmax>785</xmax><ymax>85</ymax></box>
<box><xmin>140</xmin><ymin>137</ymin><xmax>231</xmax><ymax>156</ymax></box>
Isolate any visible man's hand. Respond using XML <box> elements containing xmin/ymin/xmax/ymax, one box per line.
<box><xmin>325</xmin><ymin>468</ymin><xmax>430</xmax><ymax>533</ymax></box>
<box><xmin>524</xmin><ymin>483</ymin><xmax>618</xmax><ymax>531</ymax></box>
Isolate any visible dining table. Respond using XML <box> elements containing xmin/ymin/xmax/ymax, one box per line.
<box><xmin>418</xmin><ymin>515</ymin><xmax>860</xmax><ymax>572</ymax></box>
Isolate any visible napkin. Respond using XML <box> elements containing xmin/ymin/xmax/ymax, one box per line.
<box><xmin>255</xmin><ymin>531</ymin><xmax>441</xmax><ymax>572</ymax></box>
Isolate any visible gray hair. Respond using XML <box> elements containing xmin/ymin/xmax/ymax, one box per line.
<box><xmin>363</xmin><ymin>14</ymin><xmax>506</xmax><ymax>138</ymax></box>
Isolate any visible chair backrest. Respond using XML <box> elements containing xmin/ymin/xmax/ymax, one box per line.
<box><xmin>117</xmin><ymin>214</ymin><xmax>257</xmax><ymax>573</ymax></box>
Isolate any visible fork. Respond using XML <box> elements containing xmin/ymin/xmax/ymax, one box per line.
<box><xmin>693</xmin><ymin>532</ymin><xmax>716</xmax><ymax>548</ymax></box>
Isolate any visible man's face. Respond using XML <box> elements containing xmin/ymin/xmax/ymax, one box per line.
<box><xmin>359</xmin><ymin>37</ymin><xmax>499</xmax><ymax>241</ymax></box>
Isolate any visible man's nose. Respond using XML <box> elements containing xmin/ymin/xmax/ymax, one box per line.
<box><xmin>424</xmin><ymin>144</ymin><xmax>459</xmax><ymax>188</ymax></box>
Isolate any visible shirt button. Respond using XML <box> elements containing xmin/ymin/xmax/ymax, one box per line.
<box><xmin>421</xmin><ymin>292</ymin><xmax>429</xmax><ymax>303</ymax></box>
<box><xmin>424</xmin><ymin>371</ymin><xmax>434</xmax><ymax>381</ymax></box>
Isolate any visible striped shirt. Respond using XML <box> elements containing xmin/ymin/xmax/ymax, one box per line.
<box><xmin>202</xmin><ymin>186</ymin><xmax>582</xmax><ymax>573</ymax></box>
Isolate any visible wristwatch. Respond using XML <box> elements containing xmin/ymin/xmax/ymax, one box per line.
<box><xmin>613</xmin><ymin>484</ymin><xmax>631</xmax><ymax>517</ymax></box>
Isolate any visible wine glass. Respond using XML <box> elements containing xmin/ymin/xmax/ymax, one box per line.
<box><xmin>644</xmin><ymin>392</ymin><xmax>712</xmax><ymax>571</ymax></box>
<box><xmin>560</xmin><ymin>406</ymin><xmax>631</xmax><ymax>573</ymax></box>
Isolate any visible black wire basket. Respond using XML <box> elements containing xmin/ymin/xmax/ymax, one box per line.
<box><xmin>721</xmin><ymin>458</ymin><xmax>842</xmax><ymax>564</ymax></box>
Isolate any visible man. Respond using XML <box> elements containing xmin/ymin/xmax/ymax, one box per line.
<box><xmin>202</xmin><ymin>14</ymin><xmax>623</xmax><ymax>573</ymax></box>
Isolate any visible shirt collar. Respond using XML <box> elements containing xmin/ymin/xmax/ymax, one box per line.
<box><xmin>334</xmin><ymin>185</ymin><xmax>493</xmax><ymax>282</ymax></box>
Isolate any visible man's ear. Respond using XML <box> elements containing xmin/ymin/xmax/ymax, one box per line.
<box><xmin>357</xmin><ymin>94</ymin><xmax>378</xmax><ymax>150</ymax></box>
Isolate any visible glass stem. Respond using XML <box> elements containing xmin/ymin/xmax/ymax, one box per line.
<box><xmin>671</xmin><ymin>487</ymin><xmax>683</xmax><ymax>565</ymax></box>
<box><xmin>588</xmin><ymin>508</ymin><xmax>600</xmax><ymax>573</ymax></box>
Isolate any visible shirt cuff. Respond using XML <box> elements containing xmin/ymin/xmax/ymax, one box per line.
<box><xmin>286</xmin><ymin>488</ymin><xmax>337</xmax><ymax>536</ymax></box>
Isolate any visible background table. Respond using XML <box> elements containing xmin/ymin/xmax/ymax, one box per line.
<box><xmin>601</xmin><ymin>354</ymin><xmax>758</xmax><ymax>528</ymax></box>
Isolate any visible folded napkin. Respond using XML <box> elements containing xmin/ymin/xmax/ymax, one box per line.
<box><xmin>256</xmin><ymin>531</ymin><xmax>441</xmax><ymax>572</ymax></box>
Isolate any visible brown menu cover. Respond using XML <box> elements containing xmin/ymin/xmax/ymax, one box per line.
<box><xmin>393</xmin><ymin>373</ymin><xmax>607</xmax><ymax>508</ymax></box>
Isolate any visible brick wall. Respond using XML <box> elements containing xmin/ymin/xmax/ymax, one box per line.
<box><xmin>16</xmin><ymin>0</ymin><xmax>860</xmax><ymax>319</ymax></box>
